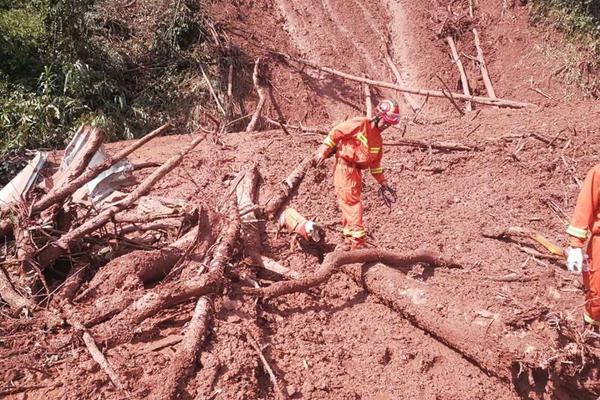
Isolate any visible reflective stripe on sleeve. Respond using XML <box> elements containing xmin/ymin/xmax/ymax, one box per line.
<box><xmin>370</xmin><ymin>167</ymin><xmax>383</xmax><ymax>174</ymax></box>
<box><xmin>369</xmin><ymin>147</ymin><xmax>381</xmax><ymax>154</ymax></box>
<box><xmin>566</xmin><ymin>225</ymin><xmax>588</xmax><ymax>239</ymax></box>
<box><xmin>355</xmin><ymin>132</ymin><xmax>368</xmax><ymax>147</ymax></box>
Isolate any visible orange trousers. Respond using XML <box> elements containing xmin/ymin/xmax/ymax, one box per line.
<box><xmin>333</xmin><ymin>158</ymin><xmax>365</xmax><ymax>245</ymax></box>
<box><xmin>585</xmin><ymin>235</ymin><xmax>600</xmax><ymax>326</ymax></box>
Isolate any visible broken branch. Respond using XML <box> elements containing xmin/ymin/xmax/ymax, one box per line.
<box><xmin>246</xmin><ymin>58</ymin><xmax>267</xmax><ymax>132</ymax></box>
<box><xmin>242</xmin><ymin>249</ymin><xmax>452</xmax><ymax>299</ymax></box>
<box><xmin>273</xmin><ymin>51</ymin><xmax>531</xmax><ymax>108</ymax></box>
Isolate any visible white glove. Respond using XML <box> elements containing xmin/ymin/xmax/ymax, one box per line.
<box><xmin>566</xmin><ymin>247</ymin><xmax>586</xmax><ymax>273</ymax></box>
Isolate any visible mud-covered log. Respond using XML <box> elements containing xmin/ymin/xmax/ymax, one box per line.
<box><xmin>264</xmin><ymin>156</ymin><xmax>314</xmax><ymax>218</ymax></box>
<box><xmin>93</xmin><ymin>200</ymin><xmax>240</xmax><ymax>347</ymax></box>
<box><xmin>342</xmin><ymin>262</ymin><xmax>595</xmax><ymax>398</ymax></box>
<box><xmin>236</xmin><ymin>164</ymin><xmax>261</xmax><ymax>264</ymax></box>
<box><xmin>37</xmin><ymin>132</ymin><xmax>204</xmax><ymax>268</ymax></box>
<box><xmin>31</xmin><ymin>123</ymin><xmax>170</xmax><ymax>214</ymax></box>
<box><xmin>242</xmin><ymin>249</ymin><xmax>452</xmax><ymax>298</ymax></box>
<box><xmin>154</xmin><ymin>296</ymin><xmax>212</xmax><ymax>400</ymax></box>
<box><xmin>0</xmin><ymin>266</ymin><xmax>35</xmax><ymax>312</ymax></box>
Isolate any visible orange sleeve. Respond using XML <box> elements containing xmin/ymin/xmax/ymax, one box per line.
<box><xmin>318</xmin><ymin>119</ymin><xmax>361</xmax><ymax>158</ymax></box>
<box><xmin>369</xmin><ymin>151</ymin><xmax>386</xmax><ymax>184</ymax></box>
<box><xmin>567</xmin><ymin>165</ymin><xmax>600</xmax><ymax>247</ymax></box>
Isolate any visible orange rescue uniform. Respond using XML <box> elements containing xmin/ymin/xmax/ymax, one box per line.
<box><xmin>317</xmin><ymin>117</ymin><xmax>386</xmax><ymax>246</ymax></box>
<box><xmin>567</xmin><ymin>164</ymin><xmax>600</xmax><ymax>326</ymax></box>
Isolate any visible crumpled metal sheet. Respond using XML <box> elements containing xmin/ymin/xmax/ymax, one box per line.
<box><xmin>62</xmin><ymin>128</ymin><xmax>133</xmax><ymax>206</ymax></box>
<box><xmin>0</xmin><ymin>152</ymin><xmax>48</xmax><ymax>208</ymax></box>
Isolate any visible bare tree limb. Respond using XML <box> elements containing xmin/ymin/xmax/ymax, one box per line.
<box><xmin>446</xmin><ymin>36</ymin><xmax>472</xmax><ymax>112</ymax></box>
<box><xmin>272</xmin><ymin>51</ymin><xmax>532</xmax><ymax>108</ymax></box>
<box><xmin>242</xmin><ymin>249</ymin><xmax>453</xmax><ymax>299</ymax></box>
<box><xmin>246</xmin><ymin>58</ymin><xmax>267</xmax><ymax>132</ymax></box>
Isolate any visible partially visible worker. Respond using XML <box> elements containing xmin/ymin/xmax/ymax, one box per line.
<box><xmin>566</xmin><ymin>164</ymin><xmax>600</xmax><ymax>330</ymax></box>
<box><xmin>314</xmin><ymin>99</ymin><xmax>399</xmax><ymax>250</ymax></box>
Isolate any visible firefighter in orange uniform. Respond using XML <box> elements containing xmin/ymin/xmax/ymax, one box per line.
<box><xmin>314</xmin><ymin>99</ymin><xmax>399</xmax><ymax>249</ymax></box>
<box><xmin>566</xmin><ymin>164</ymin><xmax>600</xmax><ymax>329</ymax></box>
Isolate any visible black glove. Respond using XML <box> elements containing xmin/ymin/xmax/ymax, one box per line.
<box><xmin>378</xmin><ymin>184</ymin><xmax>397</xmax><ymax>208</ymax></box>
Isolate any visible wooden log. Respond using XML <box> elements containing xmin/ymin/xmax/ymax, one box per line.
<box><xmin>236</xmin><ymin>165</ymin><xmax>262</xmax><ymax>265</ymax></box>
<box><xmin>446</xmin><ymin>36</ymin><xmax>472</xmax><ymax>112</ymax></box>
<box><xmin>32</xmin><ymin>123</ymin><xmax>170</xmax><ymax>214</ymax></box>
<box><xmin>66</xmin><ymin>314</ymin><xmax>124</xmax><ymax>390</ymax></box>
<box><xmin>343</xmin><ymin>262</ymin><xmax>595</xmax><ymax>398</ymax></box>
<box><xmin>246</xmin><ymin>58</ymin><xmax>267</xmax><ymax>132</ymax></box>
<box><xmin>0</xmin><ymin>265</ymin><xmax>35</xmax><ymax>312</ymax></box>
<box><xmin>154</xmin><ymin>296</ymin><xmax>212</xmax><ymax>400</ymax></box>
<box><xmin>241</xmin><ymin>249</ymin><xmax>452</xmax><ymax>299</ymax></box>
<box><xmin>247</xmin><ymin>334</ymin><xmax>288</xmax><ymax>400</ymax></box>
<box><xmin>54</xmin><ymin>125</ymin><xmax>104</xmax><ymax>189</ymax></box>
<box><xmin>263</xmin><ymin>156</ymin><xmax>315</xmax><ymax>218</ymax></box>
<box><xmin>274</xmin><ymin>51</ymin><xmax>531</xmax><ymax>108</ymax></box>
<box><xmin>260</xmin><ymin>256</ymin><xmax>301</xmax><ymax>279</ymax></box>
<box><xmin>37</xmin><ymin>133</ymin><xmax>205</xmax><ymax>268</ymax></box>
<box><xmin>264</xmin><ymin>118</ymin><xmax>328</xmax><ymax>135</ymax></box>
<box><xmin>385</xmin><ymin>138</ymin><xmax>480</xmax><ymax>152</ymax></box>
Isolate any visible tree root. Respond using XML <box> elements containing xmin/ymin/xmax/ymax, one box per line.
<box><xmin>241</xmin><ymin>249</ymin><xmax>452</xmax><ymax>299</ymax></box>
<box><xmin>92</xmin><ymin>199</ymin><xmax>240</xmax><ymax>348</ymax></box>
<box><xmin>154</xmin><ymin>296</ymin><xmax>212</xmax><ymax>399</ymax></box>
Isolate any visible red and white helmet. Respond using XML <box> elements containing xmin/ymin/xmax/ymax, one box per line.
<box><xmin>375</xmin><ymin>99</ymin><xmax>401</xmax><ymax>125</ymax></box>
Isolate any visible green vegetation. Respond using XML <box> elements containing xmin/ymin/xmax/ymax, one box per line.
<box><xmin>530</xmin><ymin>0</ymin><xmax>600</xmax><ymax>95</ymax></box>
<box><xmin>0</xmin><ymin>0</ymin><xmax>222</xmax><ymax>183</ymax></box>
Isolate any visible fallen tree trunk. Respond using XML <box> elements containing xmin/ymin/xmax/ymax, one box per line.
<box><xmin>241</xmin><ymin>249</ymin><xmax>452</xmax><ymax>299</ymax></box>
<box><xmin>263</xmin><ymin>156</ymin><xmax>314</xmax><ymax>218</ymax></box>
<box><xmin>343</xmin><ymin>261</ymin><xmax>596</xmax><ymax>398</ymax></box>
<box><xmin>384</xmin><ymin>51</ymin><xmax>420</xmax><ymax>112</ymax></box>
<box><xmin>92</xmin><ymin>200</ymin><xmax>240</xmax><ymax>348</ymax></box>
<box><xmin>154</xmin><ymin>296</ymin><xmax>212</xmax><ymax>400</ymax></box>
<box><xmin>385</xmin><ymin>138</ymin><xmax>481</xmax><ymax>152</ymax></box>
<box><xmin>31</xmin><ymin>123</ymin><xmax>170</xmax><ymax>214</ymax></box>
<box><xmin>274</xmin><ymin>51</ymin><xmax>532</xmax><ymax>108</ymax></box>
<box><xmin>37</xmin><ymin>132</ymin><xmax>204</xmax><ymax>268</ymax></box>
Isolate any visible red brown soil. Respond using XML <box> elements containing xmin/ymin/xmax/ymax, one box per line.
<box><xmin>1</xmin><ymin>1</ymin><xmax>599</xmax><ymax>399</ymax></box>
